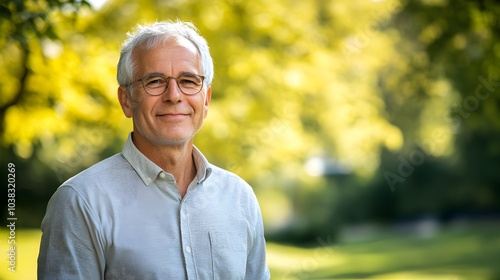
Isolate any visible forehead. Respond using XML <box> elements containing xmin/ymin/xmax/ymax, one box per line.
<box><xmin>132</xmin><ymin>36</ymin><xmax>201</xmax><ymax>73</ymax></box>
<box><xmin>137</xmin><ymin>36</ymin><xmax>198</xmax><ymax>54</ymax></box>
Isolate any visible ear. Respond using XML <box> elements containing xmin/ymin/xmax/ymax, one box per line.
<box><xmin>118</xmin><ymin>86</ymin><xmax>133</xmax><ymax>118</ymax></box>
<box><xmin>203</xmin><ymin>86</ymin><xmax>212</xmax><ymax>119</ymax></box>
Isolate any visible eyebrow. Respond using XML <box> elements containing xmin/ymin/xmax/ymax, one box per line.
<box><xmin>143</xmin><ymin>71</ymin><xmax>201</xmax><ymax>78</ymax></box>
<box><xmin>142</xmin><ymin>72</ymin><xmax>164</xmax><ymax>79</ymax></box>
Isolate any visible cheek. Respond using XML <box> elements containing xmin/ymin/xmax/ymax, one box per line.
<box><xmin>132</xmin><ymin>97</ymin><xmax>155</xmax><ymax>117</ymax></box>
<box><xmin>131</xmin><ymin>100</ymin><xmax>142</xmax><ymax>118</ymax></box>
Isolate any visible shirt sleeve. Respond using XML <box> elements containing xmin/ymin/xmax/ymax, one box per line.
<box><xmin>245</xmin><ymin>188</ymin><xmax>271</xmax><ymax>280</ymax></box>
<box><xmin>38</xmin><ymin>185</ymin><xmax>105</xmax><ymax>280</ymax></box>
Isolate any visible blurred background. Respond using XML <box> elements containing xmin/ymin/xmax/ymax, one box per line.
<box><xmin>1</xmin><ymin>0</ymin><xmax>500</xmax><ymax>279</ymax></box>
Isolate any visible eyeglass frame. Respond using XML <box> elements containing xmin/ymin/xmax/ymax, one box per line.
<box><xmin>124</xmin><ymin>72</ymin><xmax>206</xmax><ymax>96</ymax></box>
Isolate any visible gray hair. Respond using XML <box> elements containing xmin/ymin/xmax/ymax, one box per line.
<box><xmin>117</xmin><ymin>20</ymin><xmax>214</xmax><ymax>90</ymax></box>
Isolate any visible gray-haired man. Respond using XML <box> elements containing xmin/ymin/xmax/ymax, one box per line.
<box><xmin>38</xmin><ymin>20</ymin><xmax>270</xmax><ymax>280</ymax></box>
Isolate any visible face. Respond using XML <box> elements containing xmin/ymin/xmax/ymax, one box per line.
<box><xmin>118</xmin><ymin>36</ymin><xmax>212</xmax><ymax>148</ymax></box>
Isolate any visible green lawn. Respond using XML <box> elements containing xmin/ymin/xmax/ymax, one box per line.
<box><xmin>2</xmin><ymin>224</ymin><xmax>499</xmax><ymax>279</ymax></box>
<box><xmin>267</xmin><ymin>223</ymin><xmax>500</xmax><ymax>279</ymax></box>
<box><xmin>1</xmin><ymin>229</ymin><xmax>41</xmax><ymax>280</ymax></box>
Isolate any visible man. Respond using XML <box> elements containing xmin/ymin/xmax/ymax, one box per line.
<box><xmin>38</xmin><ymin>20</ymin><xmax>270</xmax><ymax>280</ymax></box>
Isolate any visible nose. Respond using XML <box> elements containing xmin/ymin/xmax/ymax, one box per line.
<box><xmin>162</xmin><ymin>77</ymin><xmax>182</xmax><ymax>103</ymax></box>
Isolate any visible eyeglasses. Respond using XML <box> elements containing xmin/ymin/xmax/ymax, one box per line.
<box><xmin>126</xmin><ymin>73</ymin><xmax>205</xmax><ymax>96</ymax></box>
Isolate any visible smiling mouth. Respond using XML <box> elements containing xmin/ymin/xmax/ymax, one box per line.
<box><xmin>157</xmin><ymin>113</ymin><xmax>189</xmax><ymax>119</ymax></box>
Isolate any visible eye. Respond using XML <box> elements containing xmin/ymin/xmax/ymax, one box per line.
<box><xmin>179</xmin><ymin>75</ymin><xmax>202</xmax><ymax>87</ymax></box>
<box><xmin>144</xmin><ymin>77</ymin><xmax>166</xmax><ymax>88</ymax></box>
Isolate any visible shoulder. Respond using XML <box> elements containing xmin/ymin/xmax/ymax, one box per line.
<box><xmin>208</xmin><ymin>164</ymin><xmax>252</xmax><ymax>190</ymax></box>
<box><xmin>64</xmin><ymin>153</ymin><xmax>129</xmax><ymax>186</ymax></box>
<box><xmin>56</xmin><ymin>153</ymin><xmax>135</xmax><ymax>200</ymax></box>
<box><xmin>47</xmin><ymin>153</ymin><xmax>137</xmax><ymax>217</ymax></box>
<box><xmin>73</xmin><ymin>153</ymin><xmax>129</xmax><ymax>177</ymax></box>
<box><xmin>206</xmin><ymin>164</ymin><xmax>260</xmax><ymax>206</ymax></box>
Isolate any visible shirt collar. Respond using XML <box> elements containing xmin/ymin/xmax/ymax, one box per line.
<box><xmin>122</xmin><ymin>133</ymin><xmax>212</xmax><ymax>186</ymax></box>
<box><xmin>192</xmin><ymin>145</ymin><xmax>212</xmax><ymax>184</ymax></box>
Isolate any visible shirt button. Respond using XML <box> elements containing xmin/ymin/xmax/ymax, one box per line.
<box><xmin>185</xmin><ymin>246</ymin><xmax>192</xmax><ymax>253</ymax></box>
<box><xmin>159</xmin><ymin>172</ymin><xmax>166</xmax><ymax>179</ymax></box>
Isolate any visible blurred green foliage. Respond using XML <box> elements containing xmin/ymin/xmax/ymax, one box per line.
<box><xmin>1</xmin><ymin>0</ymin><xmax>499</xmax><ymax>245</ymax></box>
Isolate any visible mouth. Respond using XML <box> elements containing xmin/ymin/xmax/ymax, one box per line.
<box><xmin>156</xmin><ymin>113</ymin><xmax>190</xmax><ymax>120</ymax></box>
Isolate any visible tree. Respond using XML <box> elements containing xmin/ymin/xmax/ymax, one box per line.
<box><xmin>2</xmin><ymin>0</ymin><xmax>499</xmax><ymax>236</ymax></box>
<box><xmin>0</xmin><ymin>0</ymin><xmax>90</xmax><ymax>132</ymax></box>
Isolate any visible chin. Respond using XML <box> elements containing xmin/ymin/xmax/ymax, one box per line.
<box><xmin>137</xmin><ymin>127</ymin><xmax>198</xmax><ymax>148</ymax></box>
<box><xmin>153</xmin><ymin>135</ymin><xmax>194</xmax><ymax>147</ymax></box>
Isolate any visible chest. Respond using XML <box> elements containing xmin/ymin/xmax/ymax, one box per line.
<box><xmin>100</xmin><ymin>186</ymin><xmax>249</xmax><ymax>280</ymax></box>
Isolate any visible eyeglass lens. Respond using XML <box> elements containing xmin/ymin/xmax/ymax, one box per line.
<box><xmin>142</xmin><ymin>74</ymin><xmax>203</xmax><ymax>95</ymax></box>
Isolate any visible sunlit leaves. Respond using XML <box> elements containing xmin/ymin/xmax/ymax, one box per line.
<box><xmin>2</xmin><ymin>0</ymin><xmax>496</xmax><ymax>192</ymax></box>
<box><xmin>1</xmin><ymin>0</ymin><xmax>411</xmax><ymax>179</ymax></box>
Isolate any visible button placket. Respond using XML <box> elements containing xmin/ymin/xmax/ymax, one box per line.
<box><xmin>180</xmin><ymin>200</ymin><xmax>196</xmax><ymax>278</ymax></box>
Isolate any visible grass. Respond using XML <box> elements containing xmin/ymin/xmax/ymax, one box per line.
<box><xmin>267</xmin><ymin>223</ymin><xmax>500</xmax><ymax>279</ymax></box>
<box><xmin>1</xmin><ymin>224</ymin><xmax>499</xmax><ymax>280</ymax></box>
<box><xmin>1</xmin><ymin>229</ymin><xmax>41</xmax><ymax>280</ymax></box>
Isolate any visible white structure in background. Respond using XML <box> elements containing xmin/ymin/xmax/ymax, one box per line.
<box><xmin>305</xmin><ymin>156</ymin><xmax>352</xmax><ymax>177</ymax></box>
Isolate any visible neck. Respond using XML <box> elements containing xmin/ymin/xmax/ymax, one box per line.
<box><xmin>132</xmin><ymin>133</ymin><xmax>196</xmax><ymax>197</ymax></box>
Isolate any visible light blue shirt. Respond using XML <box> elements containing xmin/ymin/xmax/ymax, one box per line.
<box><xmin>38</xmin><ymin>134</ymin><xmax>270</xmax><ymax>279</ymax></box>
